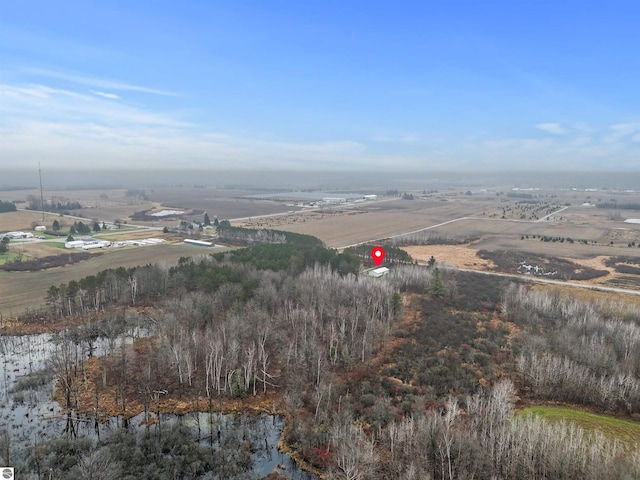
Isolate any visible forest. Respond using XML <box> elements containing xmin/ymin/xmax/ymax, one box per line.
<box><xmin>4</xmin><ymin>237</ymin><xmax>640</xmax><ymax>479</ymax></box>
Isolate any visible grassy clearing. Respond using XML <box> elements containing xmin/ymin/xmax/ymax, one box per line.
<box><xmin>94</xmin><ymin>230</ymin><xmax>165</xmax><ymax>241</ymax></box>
<box><xmin>0</xmin><ymin>252</ymin><xmax>27</xmax><ymax>265</ymax></box>
<box><xmin>518</xmin><ymin>406</ymin><xmax>640</xmax><ymax>450</ymax></box>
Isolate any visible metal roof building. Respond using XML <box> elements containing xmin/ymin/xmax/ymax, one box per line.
<box><xmin>368</xmin><ymin>267</ymin><xmax>390</xmax><ymax>278</ymax></box>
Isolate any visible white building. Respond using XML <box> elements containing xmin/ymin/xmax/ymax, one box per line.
<box><xmin>363</xmin><ymin>194</ymin><xmax>378</xmax><ymax>200</ymax></box>
<box><xmin>65</xmin><ymin>240</ymin><xmax>85</xmax><ymax>249</ymax></box>
<box><xmin>368</xmin><ymin>267</ymin><xmax>390</xmax><ymax>278</ymax></box>
<box><xmin>184</xmin><ymin>239</ymin><xmax>214</xmax><ymax>247</ymax></box>
<box><xmin>322</xmin><ymin>197</ymin><xmax>347</xmax><ymax>204</ymax></box>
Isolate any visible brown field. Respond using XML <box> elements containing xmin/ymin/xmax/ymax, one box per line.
<box><xmin>0</xmin><ymin>243</ymin><xmax>233</xmax><ymax>316</ymax></box>
<box><xmin>238</xmin><ymin>198</ymin><xmax>492</xmax><ymax>248</ymax></box>
<box><xmin>0</xmin><ymin>188</ymin><xmax>158</xmax><ymax>227</ymax></box>
<box><xmin>403</xmin><ymin>244</ymin><xmax>497</xmax><ymax>270</ymax></box>
<box><xmin>146</xmin><ymin>187</ymin><xmax>302</xmax><ymax>220</ymax></box>
<box><xmin>4</xmin><ymin>183</ymin><xmax>640</xmax><ymax>315</ymax></box>
<box><xmin>0</xmin><ymin>210</ymin><xmax>65</xmax><ymax>231</ymax></box>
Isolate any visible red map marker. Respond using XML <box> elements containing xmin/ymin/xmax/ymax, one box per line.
<box><xmin>371</xmin><ymin>246</ymin><xmax>385</xmax><ymax>266</ymax></box>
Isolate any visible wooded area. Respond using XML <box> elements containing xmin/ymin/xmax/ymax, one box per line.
<box><xmin>4</xmin><ymin>238</ymin><xmax>640</xmax><ymax>479</ymax></box>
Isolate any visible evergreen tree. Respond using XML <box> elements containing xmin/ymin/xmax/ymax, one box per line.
<box><xmin>429</xmin><ymin>267</ymin><xmax>445</xmax><ymax>297</ymax></box>
<box><xmin>204</xmin><ymin>213</ymin><xmax>211</xmax><ymax>226</ymax></box>
<box><xmin>0</xmin><ymin>237</ymin><xmax>9</xmax><ymax>254</ymax></box>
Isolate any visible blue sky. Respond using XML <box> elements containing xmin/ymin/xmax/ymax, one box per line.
<box><xmin>1</xmin><ymin>1</ymin><xmax>639</xmax><ymax>171</ymax></box>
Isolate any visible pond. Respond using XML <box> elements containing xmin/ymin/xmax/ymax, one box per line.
<box><xmin>0</xmin><ymin>332</ymin><xmax>319</xmax><ymax>479</ymax></box>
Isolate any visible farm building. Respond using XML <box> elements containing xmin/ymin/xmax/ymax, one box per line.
<box><xmin>363</xmin><ymin>194</ymin><xmax>378</xmax><ymax>200</ymax></box>
<box><xmin>65</xmin><ymin>240</ymin><xmax>85</xmax><ymax>249</ymax></box>
<box><xmin>184</xmin><ymin>239</ymin><xmax>214</xmax><ymax>247</ymax></box>
<box><xmin>368</xmin><ymin>267</ymin><xmax>390</xmax><ymax>278</ymax></box>
<box><xmin>34</xmin><ymin>226</ymin><xmax>46</xmax><ymax>232</ymax></box>
<box><xmin>322</xmin><ymin>197</ymin><xmax>347</xmax><ymax>204</ymax></box>
<box><xmin>81</xmin><ymin>241</ymin><xmax>111</xmax><ymax>250</ymax></box>
<box><xmin>65</xmin><ymin>240</ymin><xmax>111</xmax><ymax>249</ymax></box>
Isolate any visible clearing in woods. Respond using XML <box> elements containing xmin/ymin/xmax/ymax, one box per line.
<box><xmin>518</xmin><ymin>406</ymin><xmax>640</xmax><ymax>452</ymax></box>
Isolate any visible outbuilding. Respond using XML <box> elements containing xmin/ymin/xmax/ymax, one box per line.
<box><xmin>184</xmin><ymin>239</ymin><xmax>214</xmax><ymax>247</ymax></box>
<box><xmin>368</xmin><ymin>267</ymin><xmax>390</xmax><ymax>278</ymax></box>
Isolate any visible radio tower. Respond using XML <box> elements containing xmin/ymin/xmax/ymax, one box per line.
<box><xmin>39</xmin><ymin>163</ymin><xmax>45</xmax><ymax>221</ymax></box>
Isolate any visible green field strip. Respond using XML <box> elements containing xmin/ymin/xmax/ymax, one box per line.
<box><xmin>519</xmin><ymin>406</ymin><xmax>640</xmax><ymax>450</ymax></box>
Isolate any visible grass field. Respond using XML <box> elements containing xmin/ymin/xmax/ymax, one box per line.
<box><xmin>0</xmin><ymin>251</ymin><xmax>29</xmax><ymax>265</ymax></box>
<box><xmin>0</xmin><ymin>243</ymin><xmax>234</xmax><ymax>317</ymax></box>
<box><xmin>518</xmin><ymin>406</ymin><xmax>640</xmax><ymax>451</ymax></box>
<box><xmin>0</xmin><ymin>210</ymin><xmax>63</xmax><ymax>231</ymax></box>
<box><xmin>94</xmin><ymin>229</ymin><xmax>166</xmax><ymax>241</ymax></box>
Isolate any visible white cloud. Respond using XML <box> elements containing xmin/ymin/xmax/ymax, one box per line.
<box><xmin>536</xmin><ymin>122</ymin><xmax>565</xmax><ymax>135</ymax></box>
<box><xmin>0</xmin><ymin>81</ymin><xmax>371</xmax><ymax>169</ymax></box>
<box><xmin>92</xmin><ymin>91</ymin><xmax>120</xmax><ymax>100</ymax></box>
<box><xmin>603</xmin><ymin>122</ymin><xmax>640</xmax><ymax>143</ymax></box>
<box><xmin>372</xmin><ymin>133</ymin><xmax>420</xmax><ymax>143</ymax></box>
<box><xmin>22</xmin><ymin>67</ymin><xmax>178</xmax><ymax>96</ymax></box>
<box><xmin>3</xmin><ymin>79</ymin><xmax>640</xmax><ymax>171</ymax></box>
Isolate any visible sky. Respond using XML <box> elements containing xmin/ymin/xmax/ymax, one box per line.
<box><xmin>1</xmin><ymin>1</ymin><xmax>640</xmax><ymax>171</ymax></box>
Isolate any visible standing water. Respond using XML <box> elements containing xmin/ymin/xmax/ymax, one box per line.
<box><xmin>0</xmin><ymin>332</ymin><xmax>319</xmax><ymax>478</ymax></box>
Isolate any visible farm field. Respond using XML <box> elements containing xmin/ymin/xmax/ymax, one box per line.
<box><xmin>146</xmin><ymin>187</ymin><xmax>303</xmax><ymax>220</ymax></box>
<box><xmin>518</xmin><ymin>406</ymin><xmax>640</xmax><ymax>452</ymax></box>
<box><xmin>0</xmin><ymin>209</ymin><xmax>66</xmax><ymax>232</ymax></box>
<box><xmin>5</xmin><ymin>180</ymin><xmax>640</xmax><ymax>314</ymax></box>
<box><xmin>0</xmin><ymin>243</ymin><xmax>233</xmax><ymax>316</ymax></box>
<box><xmin>0</xmin><ymin>188</ymin><xmax>157</xmax><ymax>227</ymax></box>
<box><xmin>239</xmin><ymin>197</ymin><xmax>492</xmax><ymax>248</ymax></box>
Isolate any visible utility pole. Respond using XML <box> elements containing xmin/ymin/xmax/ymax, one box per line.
<box><xmin>39</xmin><ymin>163</ymin><xmax>45</xmax><ymax>221</ymax></box>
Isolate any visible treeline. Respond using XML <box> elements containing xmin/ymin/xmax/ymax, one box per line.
<box><xmin>598</xmin><ymin>201</ymin><xmax>640</xmax><ymax>210</ymax></box>
<box><xmin>217</xmin><ymin>223</ymin><xmax>322</xmax><ymax>247</ymax></box>
<box><xmin>507</xmin><ymin>192</ymin><xmax>534</xmax><ymax>199</ymax></box>
<box><xmin>1</xmin><ymin>251</ymin><xmax>90</xmax><ymax>272</ymax></box>
<box><xmin>217</xmin><ymin>243</ymin><xmax>360</xmax><ymax>275</ymax></box>
<box><xmin>26</xmin><ymin>195</ymin><xmax>82</xmax><ymax>212</ymax></box>
<box><xmin>0</xmin><ymin>200</ymin><xmax>16</xmax><ymax>213</ymax></box>
<box><xmin>343</xmin><ymin>244</ymin><xmax>413</xmax><ymax>266</ymax></box>
<box><xmin>503</xmin><ymin>284</ymin><xmax>640</xmax><ymax>414</ymax></box>
<box><xmin>391</xmin><ymin>231</ymin><xmax>478</xmax><ymax>246</ymax></box>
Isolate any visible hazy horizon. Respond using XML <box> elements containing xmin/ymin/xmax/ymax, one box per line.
<box><xmin>2</xmin><ymin>2</ymin><xmax>640</xmax><ymax>171</ymax></box>
<box><xmin>3</xmin><ymin>168</ymin><xmax>640</xmax><ymax>191</ymax></box>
